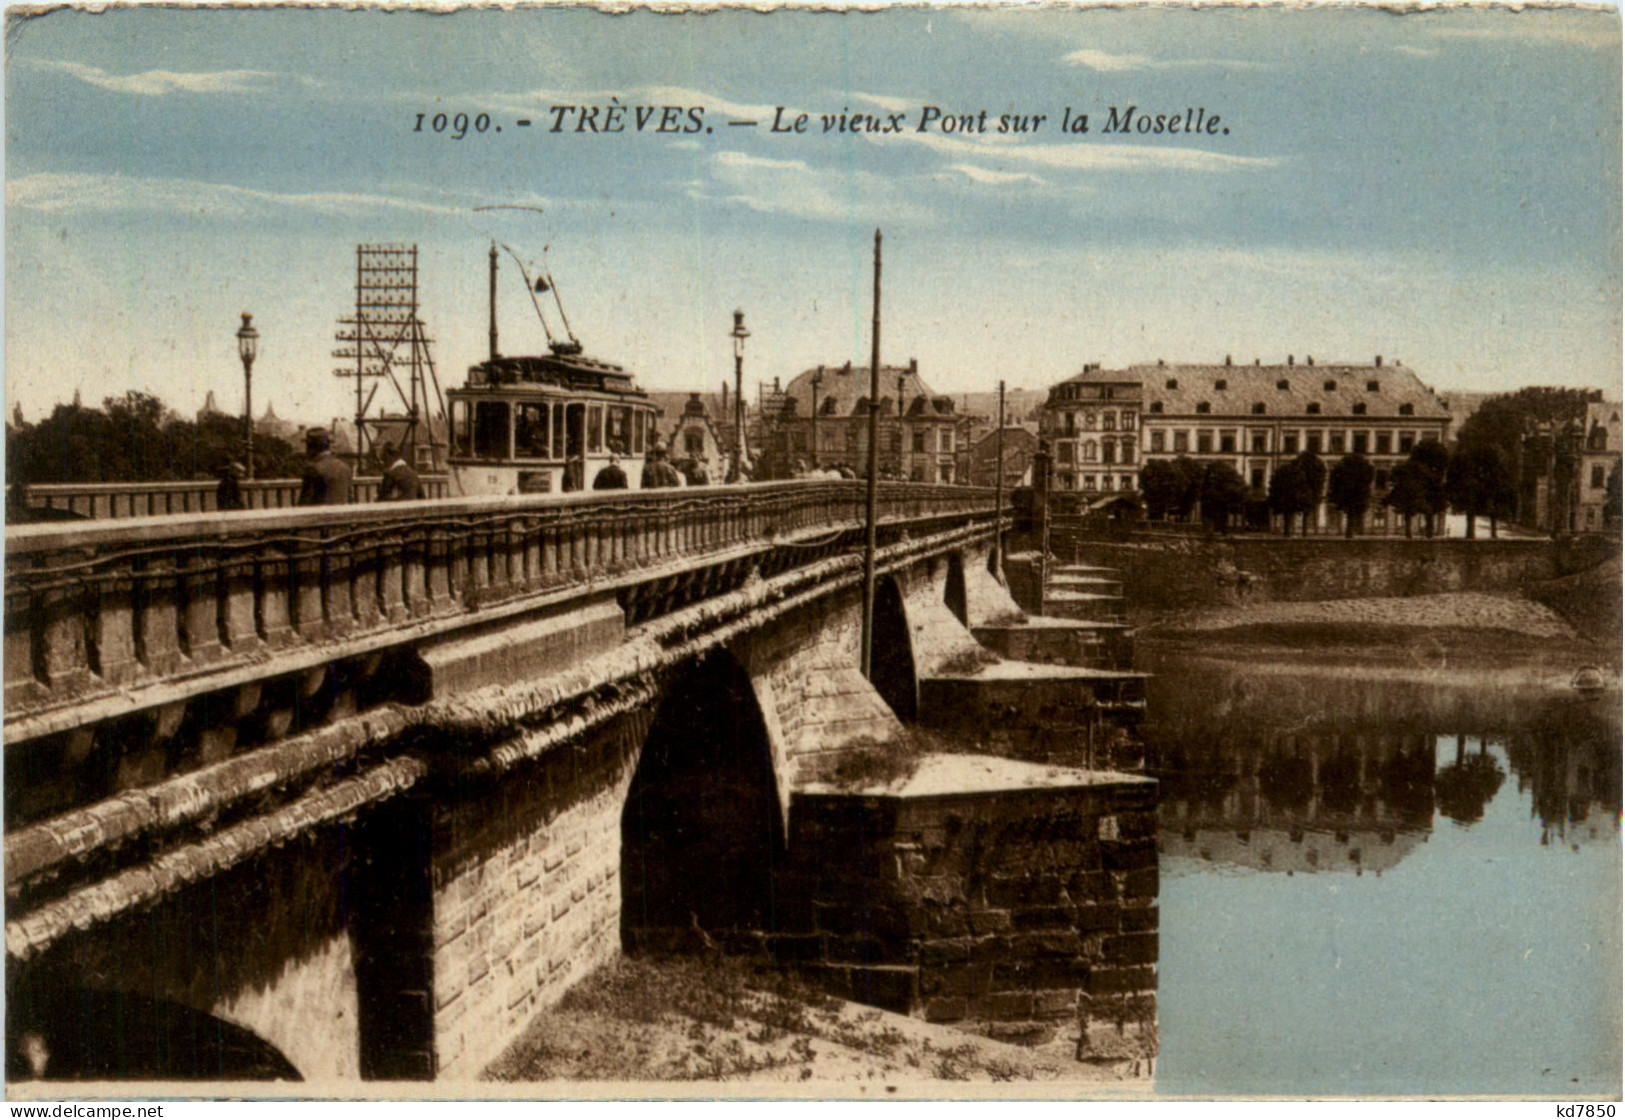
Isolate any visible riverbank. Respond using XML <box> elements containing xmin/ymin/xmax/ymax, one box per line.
<box><xmin>485</xmin><ymin>954</ymin><xmax>1148</xmax><ymax>1091</ymax></box>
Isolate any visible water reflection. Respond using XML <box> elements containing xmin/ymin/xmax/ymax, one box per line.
<box><xmin>1142</xmin><ymin>651</ymin><xmax>1621</xmax><ymax>869</ymax></box>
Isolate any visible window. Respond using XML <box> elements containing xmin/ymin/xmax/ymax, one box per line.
<box><xmin>1197</xmin><ymin>432</ymin><xmax>1214</xmax><ymax>454</ymax></box>
<box><xmin>1104</xmin><ymin>388</ymin><xmax>1116</xmax><ymax>401</ymax></box>
<box><xmin>587</xmin><ymin>405</ymin><xmax>603</xmax><ymax>454</ymax></box>
<box><xmin>939</xmin><ymin>463</ymin><xmax>953</xmax><ymax>483</ymax></box>
<box><xmin>1064</xmin><ymin>411</ymin><xmax>1077</xmax><ymax>434</ymax></box>
<box><xmin>1150</xmin><ymin>431</ymin><xmax>1166</xmax><ymax>453</ymax></box>
<box><xmin>1166</xmin><ymin>379</ymin><xmax>1179</xmax><ymax>390</ymax></box>
<box><xmin>1173</xmin><ymin>432</ymin><xmax>1189</xmax><ymax>453</ymax></box>
<box><xmin>890</xmin><ymin>429</ymin><xmax>903</xmax><ymax>452</ymax></box>
<box><xmin>1399</xmin><ymin>432</ymin><xmax>1415</xmax><ymax>454</ymax></box>
<box><xmin>1122</xmin><ymin>412</ymin><xmax>1136</xmax><ymax>430</ymax></box>
<box><xmin>516</xmin><ymin>403</ymin><xmax>550</xmax><ymax>458</ymax></box>
<box><xmin>1324</xmin><ymin>380</ymin><xmax>1337</xmax><ymax>392</ymax></box>
<box><xmin>1121</xmin><ymin>475</ymin><xmax>1134</xmax><ymax>491</ymax></box>
<box><xmin>1306</xmin><ymin>402</ymin><xmax>1322</xmax><ymax>415</ymax></box>
<box><xmin>474</xmin><ymin>401</ymin><xmax>511</xmax><ymax>460</ymax></box>
<box><xmin>913</xmin><ymin>429</ymin><xmax>927</xmax><ymax>452</ymax></box>
<box><xmin>1251</xmin><ymin>403</ymin><xmax>1266</xmax><ymax>415</ymax></box>
<box><xmin>552</xmin><ymin>405</ymin><xmax>566</xmax><ymax>457</ymax></box>
<box><xmin>1251</xmin><ymin>430</ymin><xmax>1269</xmax><ymax>453</ymax></box>
<box><xmin>1103</xmin><ymin>441</ymin><xmax>1117</xmax><ymax>465</ymax></box>
<box><xmin>1592</xmin><ymin>465</ymin><xmax>1607</xmax><ymax>489</ymax></box>
<box><xmin>1220</xmin><ymin>431</ymin><xmax>1236</xmax><ymax>453</ymax></box>
<box><xmin>1196</xmin><ymin>402</ymin><xmax>1211</xmax><ymax>415</ymax></box>
<box><xmin>450</xmin><ymin>399</ymin><xmax>472</xmax><ymax>456</ymax></box>
<box><xmin>911</xmin><ymin>464</ymin><xmax>926</xmax><ymax>482</ymax></box>
<box><xmin>1307</xmin><ymin>432</ymin><xmax>1323</xmax><ymax>454</ymax></box>
<box><xmin>1083</xmin><ymin>411</ymin><xmax>1097</xmax><ymax>430</ymax></box>
<box><xmin>633</xmin><ymin>410</ymin><xmax>646</xmax><ymax>455</ymax></box>
<box><xmin>607</xmin><ymin>407</ymin><xmax>630</xmax><ymax>455</ymax></box>
<box><xmin>685</xmin><ymin>429</ymin><xmax>705</xmax><ymax>455</ymax></box>
<box><xmin>1102</xmin><ymin>475</ymin><xmax>1114</xmax><ymax>491</ymax></box>
<box><xmin>846</xmin><ymin>429</ymin><xmax>859</xmax><ymax>453</ymax></box>
<box><xmin>1083</xmin><ymin>440</ymin><xmax>1097</xmax><ymax>463</ymax></box>
<box><xmin>1102</xmin><ymin>412</ymin><xmax>1117</xmax><ymax>432</ymax></box>
<box><xmin>1057</xmin><ymin>441</ymin><xmax>1075</xmax><ymax>464</ymax></box>
<box><xmin>1353</xmin><ymin>403</ymin><xmax>1368</xmax><ymax>416</ymax></box>
<box><xmin>1121</xmin><ymin>439</ymin><xmax>1136</xmax><ymax>463</ymax></box>
<box><xmin>1282</xmin><ymin>433</ymin><xmax>1299</xmax><ymax>454</ymax></box>
<box><xmin>1082</xmin><ymin>474</ymin><xmax>1096</xmax><ymax>491</ymax></box>
<box><xmin>1366</xmin><ymin>380</ymin><xmax>1380</xmax><ymax>392</ymax></box>
<box><xmin>939</xmin><ymin>430</ymin><xmax>953</xmax><ymax>452</ymax></box>
<box><xmin>1250</xmin><ymin>467</ymin><xmax>1266</xmax><ymax>489</ymax></box>
<box><xmin>1276</xmin><ymin>379</ymin><xmax>1291</xmax><ymax>391</ymax></box>
<box><xmin>1215</xmin><ymin>379</ymin><xmax>1228</xmax><ymax>391</ymax></box>
<box><xmin>1353</xmin><ymin>432</ymin><xmax>1369</xmax><ymax>454</ymax></box>
<box><xmin>1330</xmin><ymin>431</ymin><xmax>1346</xmax><ymax>453</ymax></box>
<box><xmin>1376</xmin><ymin>432</ymin><xmax>1392</xmax><ymax>454</ymax></box>
<box><xmin>1399</xmin><ymin>403</ymin><xmax>1415</xmax><ymax>417</ymax></box>
<box><xmin>1150</xmin><ymin>402</ymin><xmax>1164</xmax><ymax>414</ymax></box>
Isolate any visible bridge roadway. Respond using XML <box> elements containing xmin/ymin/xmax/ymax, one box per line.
<box><xmin>4</xmin><ymin>480</ymin><xmax>1156</xmax><ymax>1083</ymax></box>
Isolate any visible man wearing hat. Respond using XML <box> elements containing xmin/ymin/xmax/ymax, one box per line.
<box><xmin>216</xmin><ymin>461</ymin><xmax>245</xmax><ymax>511</ymax></box>
<box><xmin>297</xmin><ymin>427</ymin><xmax>352</xmax><ymax>506</ymax></box>
<box><xmin>592</xmin><ymin>451</ymin><xmax>629</xmax><ymax>490</ymax></box>
<box><xmin>376</xmin><ymin>441</ymin><xmax>421</xmax><ymax>501</ymax></box>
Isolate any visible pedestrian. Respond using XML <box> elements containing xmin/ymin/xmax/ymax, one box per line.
<box><xmin>376</xmin><ymin>442</ymin><xmax>421</xmax><ymax>501</ymax></box>
<box><xmin>641</xmin><ymin>444</ymin><xmax>683</xmax><ymax>489</ymax></box>
<box><xmin>297</xmin><ymin>427</ymin><xmax>352</xmax><ymax>506</ymax></box>
<box><xmin>684</xmin><ymin>456</ymin><xmax>711</xmax><ymax>486</ymax></box>
<box><xmin>216</xmin><ymin>461</ymin><xmax>245</xmax><ymax>511</ymax></box>
<box><xmin>593</xmin><ymin>452</ymin><xmax>629</xmax><ymax>490</ymax></box>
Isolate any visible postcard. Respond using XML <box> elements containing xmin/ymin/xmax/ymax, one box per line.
<box><xmin>2</xmin><ymin>1</ymin><xmax>1620</xmax><ymax>1103</ymax></box>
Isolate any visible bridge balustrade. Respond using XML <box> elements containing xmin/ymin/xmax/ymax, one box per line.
<box><xmin>5</xmin><ymin>481</ymin><xmax>994</xmax><ymax>734</ymax></box>
<box><xmin>16</xmin><ymin>476</ymin><xmax>455</xmax><ymax>520</ymax></box>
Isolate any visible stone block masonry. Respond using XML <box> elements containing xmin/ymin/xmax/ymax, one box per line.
<box><xmin>775</xmin><ymin>762</ymin><xmax>1158</xmax><ymax>1070</ymax></box>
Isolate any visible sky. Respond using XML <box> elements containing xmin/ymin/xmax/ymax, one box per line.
<box><xmin>4</xmin><ymin>4</ymin><xmax>1621</xmax><ymax>427</ymax></box>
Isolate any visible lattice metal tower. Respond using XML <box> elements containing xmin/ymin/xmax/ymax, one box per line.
<box><xmin>332</xmin><ymin>244</ymin><xmax>449</xmax><ymax>471</ymax></box>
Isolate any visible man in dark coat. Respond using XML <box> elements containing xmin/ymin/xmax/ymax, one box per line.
<box><xmin>592</xmin><ymin>453</ymin><xmax>629</xmax><ymax>490</ymax></box>
<box><xmin>641</xmin><ymin>444</ymin><xmax>683</xmax><ymax>489</ymax></box>
<box><xmin>216</xmin><ymin>462</ymin><xmax>245</xmax><ymax>511</ymax></box>
<box><xmin>377</xmin><ymin>442</ymin><xmax>421</xmax><ymax>501</ymax></box>
<box><xmin>297</xmin><ymin>427</ymin><xmax>352</xmax><ymax>506</ymax></box>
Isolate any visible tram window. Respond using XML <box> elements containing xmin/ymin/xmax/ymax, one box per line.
<box><xmin>587</xmin><ymin>405</ymin><xmax>604</xmax><ymax>454</ymax></box>
<box><xmin>473</xmin><ymin>401</ymin><xmax>511</xmax><ymax>460</ymax></box>
<box><xmin>552</xmin><ymin>404</ymin><xmax>566</xmax><ymax>457</ymax></box>
<box><xmin>516</xmin><ymin>403</ymin><xmax>549</xmax><ymax>459</ymax></box>
<box><xmin>450</xmin><ymin>400</ymin><xmax>472</xmax><ymax>457</ymax></box>
<box><xmin>607</xmin><ymin>407</ymin><xmax>630</xmax><ymax>455</ymax></box>
<box><xmin>633</xmin><ymin>411</ymin><xmax>645</xmax><ymax>455</ymax></box>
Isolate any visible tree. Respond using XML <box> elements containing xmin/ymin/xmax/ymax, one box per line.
<box><xmin>1384</xmin><ymin>461</ymin><xmax>1427</xmax><ymax>538</ymax></box>
<box><xmin>1266</xmin><ymin>459</ymin><xmax>1310</xmax><ymax>537</ymax></box>
<box><xmin>1446</xmin><ymin>445</ymin><xmax>1516</xmax><ymax>540</ymax></box>
<box><xmin>1455</xmin><ymin>387</ymin><xmax>1596</xmax><ymax>524</ymax></box>
<box><xmin>1291</xmin><ymin>450</ymin><xmax>1327</xmax><ymax>536</ymax></box>
<box><xmin>1140</xmin><ymin>459</ymin><xmax>1186</xmax><ymax>521</ymax></box>
<box><xmin>1199</xmin><ymin>461</ymin><xmax>1249</xmax><ymax>534</ymax></box>
<box><xmin>1408</xmin><ymin>438</ymin><xmax>1452</xmax><ymax>537</ymax></box>
<box><xmin>1328</xmin><ymin>454</ymin><xmax>1376</xmax><ymax>538</ymax></box>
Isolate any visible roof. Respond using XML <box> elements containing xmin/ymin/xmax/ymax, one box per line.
<box><xmin>1055</xmin><ymin>360</ymin><xmax>1449</xmax><ymax>421</ymax></box>
<box><xmin>779</xmin><ymin>362</ymin><xmax>951</xmax><ymax>419</ymax></box>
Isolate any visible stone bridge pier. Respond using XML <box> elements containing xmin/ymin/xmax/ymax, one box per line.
<box><xmin>4</xmin><ymin>484</ymin><xmax>1156</xmax><ymax>1083</ymax></box>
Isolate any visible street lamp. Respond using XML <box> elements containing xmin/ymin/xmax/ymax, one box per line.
<box><xmin>809</xmin><ymin>367</ymin><xmax>824</xmax><ymax>471</ymax></box>
<box><xmin>236</xmin><ymin>312</ymin><xmax>260</xmax><ymax>480</ymax></box>
<box><xmin>730</xmin><ymin>309</ymin><xmax>750</xmax><ymax>481</ymax></box>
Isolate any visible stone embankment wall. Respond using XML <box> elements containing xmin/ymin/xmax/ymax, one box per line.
<box><xmin>1018</xmin><ymin>535</ymin><xmax>1613</xmax><ymax>615</ymax></box>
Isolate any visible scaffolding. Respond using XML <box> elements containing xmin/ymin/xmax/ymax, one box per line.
<box><xmin>332</xmin><ymin>244</ymin><xmax>449</xmax><ymax>472</ymax></box>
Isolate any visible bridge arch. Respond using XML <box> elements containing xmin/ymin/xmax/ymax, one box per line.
<box><xmin>944</xmin><ymin>551</ymin><xmax>969</xmax><ymax>627</ymax></box>
<box><xmin>870</xmin><ymin>575</ymin><xmax>918</xmax><ymax>722</ymax></box>
<box><xmin>621</xmin><ymin>650</ymin><xmax>786</xmax><ymax>947</ymax></box>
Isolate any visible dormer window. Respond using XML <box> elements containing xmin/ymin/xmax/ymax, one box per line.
<box><xmin>1353</xmin><ymin>403</ymin><xmax>1368</xmax><ymax>416</ymax></box>
<box><xmin>1251</xmin><ymin>403</ymin><xmax>1266</xmax><ymax>415</ymax></box>
<box><xmin>1323</xmin><ymin>380</ymin><xmax>1337</xmax><ymax>391</ymax></box>
<box><xmin>1215</xmin><ymin>379</ymin><xmax>1228</xmax><ymax>391</ymax></box>
<box><xmin>1196</xmin><ymin>401</ymin><xmax>1211</xmax><ymax>415</ymax></box>
<box><xmin>1306</xmin><ymin>402</ymin><xmax>1322</xmax><ymax>415</ymax></box>
<box><xmin>1398</xmin><ymin>403</ymin><xmax>1415</xmax><ymax>416</ymax></box>
<box><xmin>1276</xmin><ymin>379</ymin><xmax>1290</xmax><ymax>391</ymax></box>
<box><xmin>1149</xmin><ymin>401</ymin><xmax>1164</xmax><ymax>414</ymax></box>
<box><xmin>1366</xmin><ymin>380</ymin><xmax>1380</xmax><ymax>392</ymax></box>
<box><xmin>1166</xmin><ymin>379</ymin><xmax>1178</xmax><ymax>390</ymax></box>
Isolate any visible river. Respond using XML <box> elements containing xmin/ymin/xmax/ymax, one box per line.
<box><xmin>1140</xmin><ymin>646</ymin><xmax>1622</xmax><ymax>1097</ymax></box>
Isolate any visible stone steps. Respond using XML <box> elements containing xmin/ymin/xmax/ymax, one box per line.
<box><xmin>1041</xmin><ymin>591</ymin><xmax>1126</xmax><ymax>622</ymax></box>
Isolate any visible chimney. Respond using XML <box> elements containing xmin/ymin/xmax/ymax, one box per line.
<box><xmin>1307</xmin><ymin>355</ymin><xmax>1315</xmax><ymax>366</ymax></box>
<box><xmin>721</xmin><ymin>382</ymin><xmax>729</xmax><ymax>416</ymax></box>
<box><xmin>842</xmin><ymin>361</ymin><xmax>853</xmax><ymax>375</ymax></box>
<box><xmin>1375</xmin><ymin>355</ymin><xmax>1383</xmax><ymax>367</ymax></box>
<box><xmin>1254</xmin><ymin>358</ymin><xmax>1260</xmax><ymax>366</ymax></box>
<box><xmin>1287</xmin><ymin>354</ymin><xmax>1295</xmax><ymax>366</ymax></box>
<box><xmin>1225</xmin><ymin>355</ymin><xmax>1233</xmax><ymax>367</ymax></box>
<box><xmin>774</xmin><ymin>376</ymin><xmax>781</xmax><ymax>392</ymax></box>
<box><xmin>1156</xmin><ymin>358</ymin><xmax>1165</xmax><ymax>368</ymax></box>
<box><xmin>909</xmin><ymin>358</ymin><xmax>918</xmax><ymax>374</ymax></box>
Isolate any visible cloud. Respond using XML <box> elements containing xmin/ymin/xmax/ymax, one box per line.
<box><xmin>1423</xmin><ymin>16</ymin><xmax>1619</xmax><ymax>49</ymax></box>
<box><xmin>34</xmin><ymin>59</ymin><xmax>310</xmax><ymax>96</ymax></box>
<box><xmin>886</xmin><ymin>128</ymin><xmax>1281</xmax><ymax>175</ymax></box>
<box><xmin>941</xmin><ymin>164</ymin><xmax>1047</xmax><ymax>188</ymax></box>
<box><xmin>1063</xmin><ymin>48</ymin><xmax>1266</xmax><ymax>73</ymax></box>
<box><xmin>6</xmin><ymin>173</ymin><xmax>474</xmax><ymax>218</ymax></box>
<box><xmin>700</xmin><ymin>151</ymin><xmax>933</xmax><ymax>224</ymax></box>
<box><xmin>1391</xmin><ymin>45</ymin><xmax>1441</xmax><ymax>59</ymax></box>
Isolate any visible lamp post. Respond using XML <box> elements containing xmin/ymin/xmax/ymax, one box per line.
<box><xmin>730</xmin><ymin>309</ymin><xmax>750</xmax><ymax>482</ymax></box>
<box><xmin>236</xmin><ymin>312</ymin><xmax>260</xmax><ymax>480</ymax></box>
<box><xmin>809</xmin><ymin>368</ymin><xmax>823</xmax><ymax>471</ymax></box>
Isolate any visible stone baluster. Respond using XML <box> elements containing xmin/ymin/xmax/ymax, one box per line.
<box><xmin>425</xmin><ymin>524</ymin><xmax>455</xmax><ymax>612</ymax></box>
<box><xmin>255</xmin><ymin>541</ymin><xmax>296</xmax><ymax>648</ymax></box>
<box><xmin>176</xmin><ymin>546</ymin><xmax>225</xmax><ymax>665</ymax></box>
<box><xmin>132</xmin><ymin>553</ymin><xmax>185</xmax><ymax>676</ymax></box>
<box><xmin>288</xmin><ymin>535</ymin><xmax>328</xmax><ymax>641</ymax></box>
<box><xmin>378</xmin><ymin>524</ymin><xmax>409</xmax><ymax>623</ymax></box>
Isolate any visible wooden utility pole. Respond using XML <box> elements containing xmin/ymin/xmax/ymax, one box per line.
<box><xmin>860</xmin><ymin>230</ymin><xmax>883</xmax><ymax>679</ymax></box>
<box><xmin>992</xmin><ymin>379</ymin><xmax>1006</xmax><ymax>578</ymax></box>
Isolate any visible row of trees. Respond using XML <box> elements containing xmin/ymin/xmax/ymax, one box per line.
<box><xmin>1139</xmin><ymin>438</ymin><xmax>1536</xmax><ymax>538</ymax></box>
<box><xmin>8</xmin><ymin>392</ymin><xmax>304</xmax><ymax>485</ymax></box>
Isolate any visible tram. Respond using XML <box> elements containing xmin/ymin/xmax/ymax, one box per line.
<box><xmin>446</xmin><ymin>244</ymin><xmax>662</xmax><ymax>496</ymax></box>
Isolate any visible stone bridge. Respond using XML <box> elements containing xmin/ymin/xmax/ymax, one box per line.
<box><xmin>4</xmin><ymin>481</ymin><xmax>1155</xmax><ymax>1083</ymax></box>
